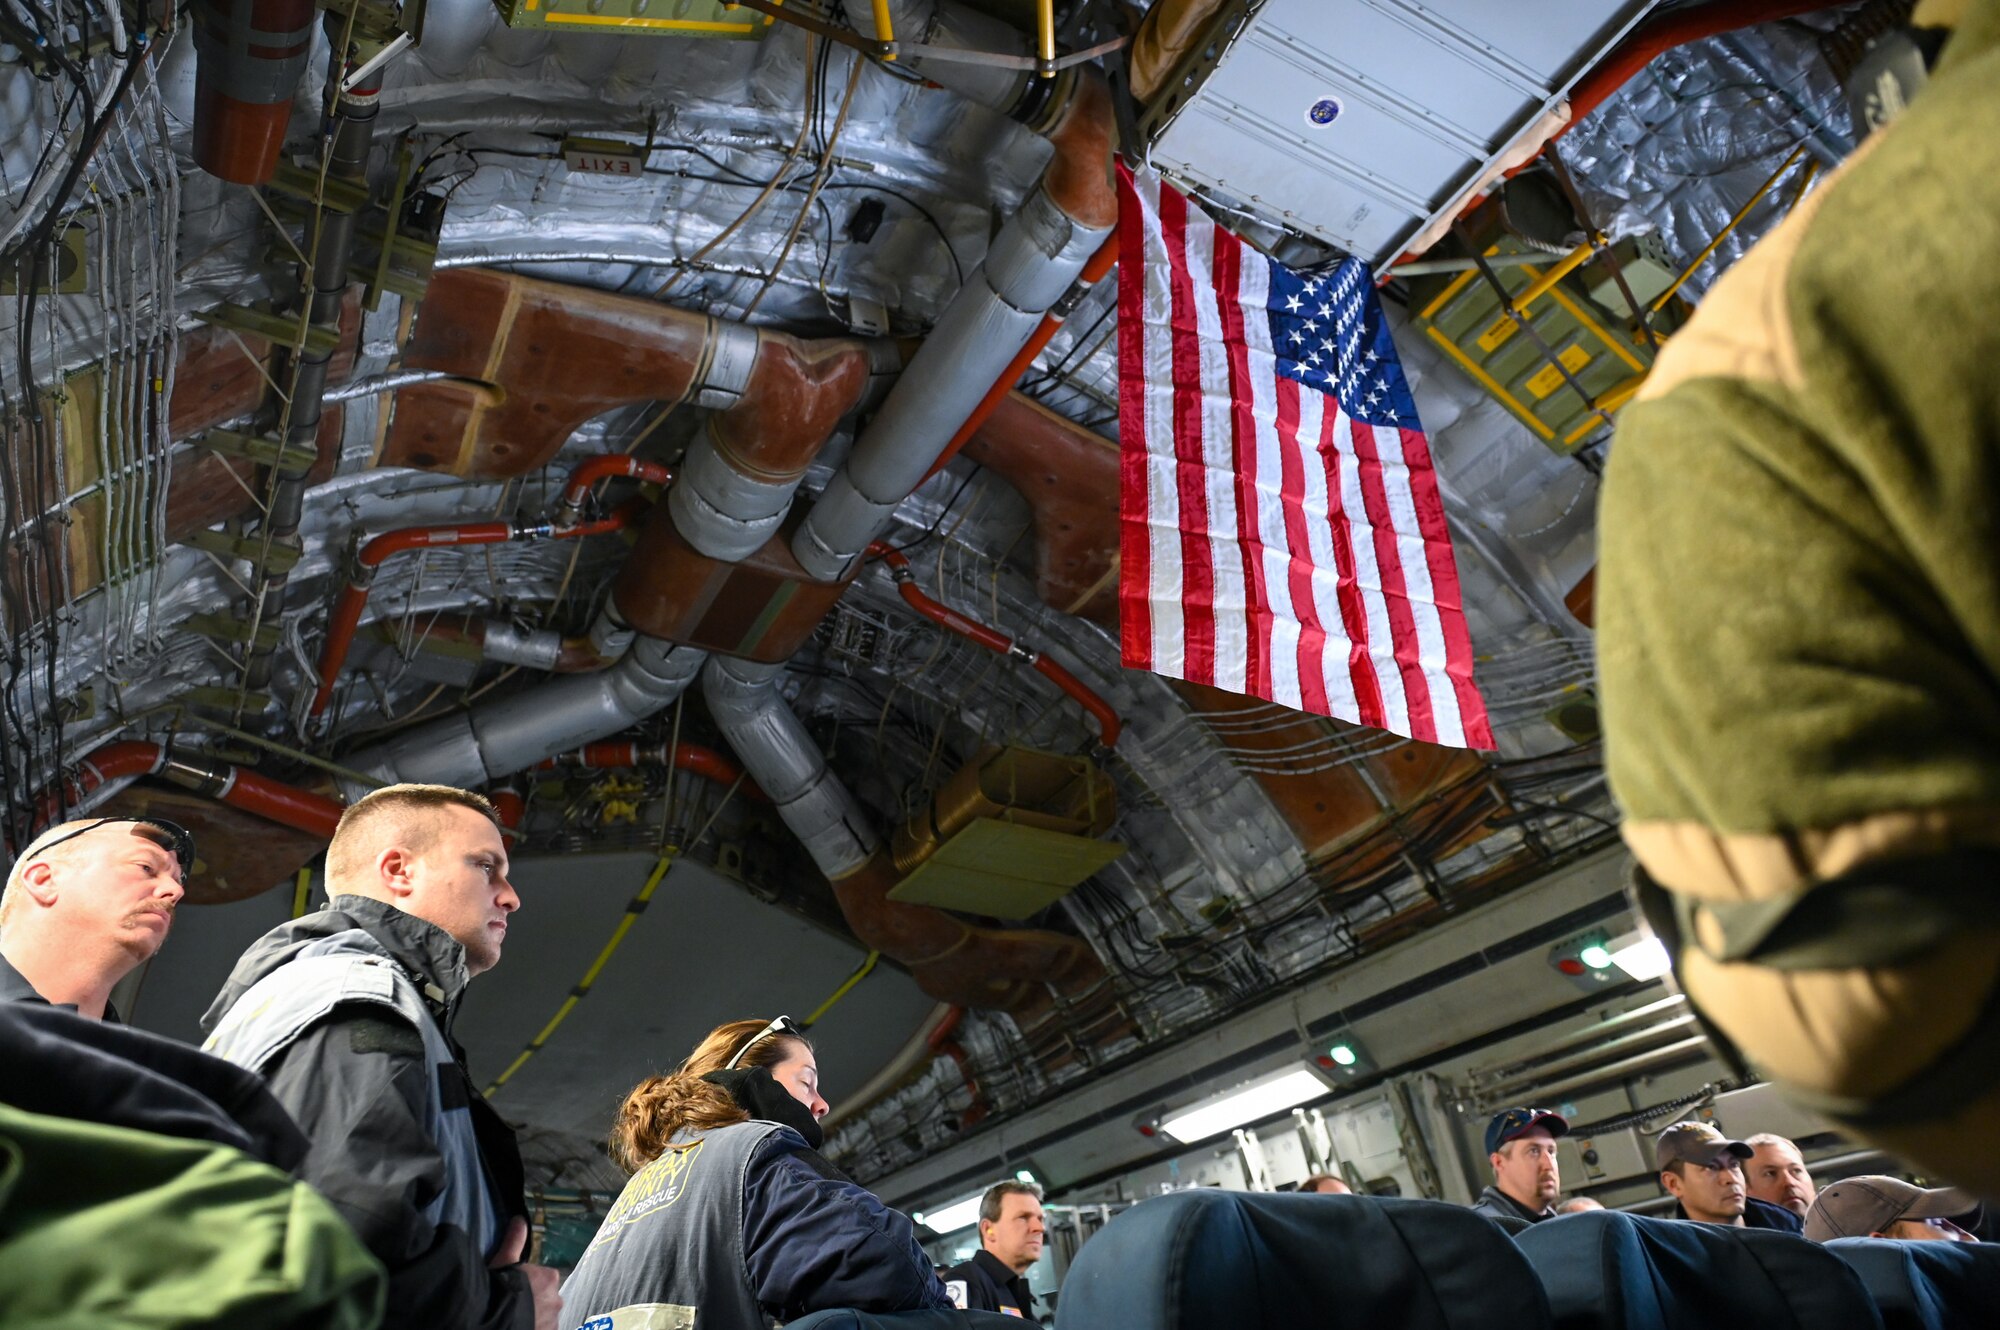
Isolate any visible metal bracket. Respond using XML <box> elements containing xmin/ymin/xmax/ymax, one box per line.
<box><xmin>266</xmin><ymin>162</ymin><xmax>371</xmax><ymax>215</ymax></box>
<box><xmin>193</xmin><ymin>305</ymin><xmax>341</xmax><ymax>360</ymax></box>
<box><xmin>185</xmin><ymin>612</ymin><xmax>283</xmax><ymax>651</ymax></box>
<box><xmin>192</xmin><ymin>428</ymin><xmax>318</xmax><ymax>478</ymax></box>
<box><xmin>182</xmin><ymin>528</ymin><xmax>304</xmax><ymax>575</ymax></box>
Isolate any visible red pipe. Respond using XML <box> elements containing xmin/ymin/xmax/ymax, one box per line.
<box><xmin>28</xmin><ymin>741</ymin><xmax>343</xmax><ymax>843</ymax></box>
<box><xmin>220</xmin><ymin>768</ymin><xmax>345</xmax><ymax>840</ymax></box>
<box><xmin>555</xmin><ymin>455</ymin><xmax>676</xmax><ymax>525</ymax></box>
<box><xmin>1560</xmin><ymin>1</ymin><xmax>1844</xmax><ymax>141</ymax></box>
<box><xmin>490</xmin><ymin>788</ymin><xmax>526</xmax><ymax>830</ymax></box>
<box><xmin>32</xmin><ymin>740</ymin><xmax>169</xmax><ymax>826</ymax></box>
<box><xmin>920</xmin><ymin>233</ymin><xmax>1118</xmax><ymax>485</ymax></box>
<box><xmin>533</xmin><ymin>741</ymin><xmax>770</xmax><ymax>801</ymax></box>
<box><xmin>925</xmin><ymin>1005</ymin><xmax>989</xmax><ymax>1128</ymax></box>
<box><xmin>310</xmin><ymin>493</ymin><xmax>645</xmax><ymax>718</ymax></box>
<box><xmin>868</xmin><ymin>543</ymin><xmax>1122</xmax><ymax>747</ymax></box>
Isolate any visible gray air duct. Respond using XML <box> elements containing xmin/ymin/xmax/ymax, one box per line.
<box><xmin>702</xmin><ymin>656</ymin><xmax>879</xmax><ymax>876</ymax></box>
<box><xmin>791</xmin><ymin>2</ymin><xmax>1118</xmax><ymax>582</ymax></box>
<box><xmin>340</xmin><ymin>636</ymin><xmax>707</xmax><ymax>796</ymax></box>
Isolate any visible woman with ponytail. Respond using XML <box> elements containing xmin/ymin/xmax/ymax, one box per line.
<box><xmin>561</xmin><ymin>1016</ymin><xmax>952</xmax><ymax>1328</ymax></box>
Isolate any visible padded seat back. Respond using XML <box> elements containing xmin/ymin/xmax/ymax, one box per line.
<box><xmin>1514</xmin><ymin>1210</ymin><xmax>1883</xmax><ymax>1330</ymax></box>
<box><xmin>1824</xmin><ymin>1237</ymin><xmax>2000</xmax><ymax>1330</ymax></box>
<box><xmin>784</xmin><ymin>1312</ymin><xmax>1023</xmax><ymax>1330</ymax></box>
<box><xmin>1052</xmin><ymin>1190</ymin><xmax>1552</xmax><ymax>1330</ymax></box>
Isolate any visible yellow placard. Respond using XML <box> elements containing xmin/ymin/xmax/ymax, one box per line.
<box><xmin>1526</xmin><ymin>344</ymin><xmax>1593</xmax><ymax>400</ymax></box>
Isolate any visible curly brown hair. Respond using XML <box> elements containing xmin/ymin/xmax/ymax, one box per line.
<box><xmin>610</xmin><ymin>1018</ymin><xmax>812</xmax><ymax>1172</ymax></box>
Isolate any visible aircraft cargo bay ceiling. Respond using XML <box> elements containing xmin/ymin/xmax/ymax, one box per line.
<box><xmin>0</xmin><ymin>0</ymin><xmax>1873</xmax><ymax>1189</ymax></box>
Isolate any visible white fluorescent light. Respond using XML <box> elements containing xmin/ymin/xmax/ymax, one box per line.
<box><xmin>1159</xmin><ymin>1068</ymin><xmax>1327</xmax><ymax>1144</ymax></box>
<box><xmin>914</xmin><ymin>1193</ymin><xmax>986</xmax><ymax>1235</ymax></box>
<box><xmin>1609</xmin><ymin>935</ymin><xmax>1673</xmax><ymax>981</ymax></box>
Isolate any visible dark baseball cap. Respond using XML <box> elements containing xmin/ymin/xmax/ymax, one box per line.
<box><xmin>1485</xmin><ymin>1107</ymin><xmax>1568</xmax><ymax>1155</ymax></box>
<box><xmin>1655</xmin><ymin>1121</ymin><xmax>1753</xmax><ymax>1170</ymax></box>
<box><xmin>1803</xmin><ymin>1175</ymin><xmax>1981</xmax><ymax>1242</ymax></box>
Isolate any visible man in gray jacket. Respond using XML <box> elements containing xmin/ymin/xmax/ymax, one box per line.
<box><xmin>202</xmin><ymin>784</ymin><xmax>560</xmax><ymax>1330</ymax></box>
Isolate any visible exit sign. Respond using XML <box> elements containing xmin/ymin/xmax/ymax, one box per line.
<box><xmin>561</xmin><ymin>136</ymin><xmax>646</xmax><ymax>177</ymax></box>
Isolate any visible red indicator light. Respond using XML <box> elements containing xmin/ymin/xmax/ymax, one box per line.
<box><xmin>1556</xmin><ymin>957</ymin><xmax>1587</xmax><ymax>976</ymax></box>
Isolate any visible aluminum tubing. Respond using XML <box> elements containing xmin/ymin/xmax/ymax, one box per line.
<box><xmin>342</xmin><ymin>636</ymin><xmax>706</xmax><ymax>794</ymax></box>
<box><xmin>666</xmin><ymin>435</ymin><xmax>803</xmax><ymax>562</ymax></box>
<box><xmin>468</xmin><ymin>635</ymin><xmax>707</xmax><ymax>778</ymax></box>
<box><xmin>479</xmin><ymin>619</ymin><xmax>563</xmax><ymax>672</ymax></box>
<box><xmin>793</xmin><ymin>186</ymin><xmax>1108</xmax><ymax>581</ymax></box>
<box><xmin>702</xmin><ymin>656</ymin><xmax>879</xmax><ymax>877</ymax></box>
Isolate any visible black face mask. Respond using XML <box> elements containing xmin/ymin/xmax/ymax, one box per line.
<box><xmin>702</xmin><ymin>1065</ymin><xmax>824</xmax><ymax>1150</ymax></box>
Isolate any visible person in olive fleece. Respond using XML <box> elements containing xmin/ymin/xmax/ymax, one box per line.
<box><xmin>202</xmin><ymin>784</ymin><xmax>561</xmax><ymax>1330</ymax></box>
<box><xmin>1596</xmin><ymin>0</ymin><xmax>2000</xmax><ymax>1198</ymax></box>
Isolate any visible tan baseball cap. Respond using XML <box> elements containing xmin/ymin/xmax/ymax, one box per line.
<box><xmin>1802</xmin><ymin>1175</ymin><xmax>1980</xmax><ymax>1242</ymax></box>
<box><xmin>1655</xmin><ymin>1121</ymin><xmax>1753</xmax><ymax>1170</ymax></box>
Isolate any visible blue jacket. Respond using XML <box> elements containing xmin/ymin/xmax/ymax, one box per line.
<box><xmin>741</xmin><ymin>1128</ymin><xmax>952</xmax><ymax>1318</ymax></box>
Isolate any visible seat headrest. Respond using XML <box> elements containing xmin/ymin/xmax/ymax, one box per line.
<box><xmin>1052</xmin><ymin>1190</ymin><xmax>1551</xmax><ymax>1330</ymax></box>
<box><xmin>1514</xmin><ymin>1210</ymin><xmax>1883</xmax><ymax>1330</ymax></box>
<box><xmin>1825</xmin><ymin>1237</ymin><xmax>2000</xmax><ymax>1330</ymax></box>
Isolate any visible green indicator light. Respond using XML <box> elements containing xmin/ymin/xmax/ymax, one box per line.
<box><xmin>1579</xmin><ymin>944</ymin><xmax>1613</xmax><ymax>970</ymax></box>
<box><xmin>1329</xmin><ymin>1044</ymin><xmax>1358</xmax><ymax>1067</ymax></box>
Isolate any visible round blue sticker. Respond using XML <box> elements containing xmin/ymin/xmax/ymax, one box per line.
<box><xmin>1307</xmin><ymin>96</ymin><xmax>1343</xmax><ymax>127</ymax></box>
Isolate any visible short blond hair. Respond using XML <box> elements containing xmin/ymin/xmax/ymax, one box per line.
<box><xmin>325</xmin><ymin>784</ymin><xmax>500</xmax><ymax>892</ymax></box>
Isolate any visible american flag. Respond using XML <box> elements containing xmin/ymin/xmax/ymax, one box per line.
<box><xmin>1116</xmin><ymin>163</ymin><xmax>1493</xmax><ymax>749</ymax></box>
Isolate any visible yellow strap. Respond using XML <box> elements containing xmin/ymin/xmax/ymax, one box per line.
<box><xmin>804</xmin><ymin>950</ymin><xmax>880</xmax><ymax>1027</ymax></box>
<box><xmin>485</xmin><ymin>850</ymin><xmax>677</xmax><ymax>1095</ymax></box>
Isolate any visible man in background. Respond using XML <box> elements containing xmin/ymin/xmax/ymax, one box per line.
<box><xmin>1744</xmin><ymin>1133</ymin><xmax>1817</xmax><ymax>1219</ymax></box>
<box><xmin>1300</xmin><ymin>1173</ymin><xmax>1351</xmax><ymax>1195</ymax></box>
<box><xmin>1471</xmin><ymin>1108</ymin><xmax>1566</xmax><ymax>1224</ymax></box>
<box><xmin>1804</xmin><ymin>1176</ymin><xmax>1981</xmax><ymax>1243</ymax></box>
<box><xmin>942</xmin><ymin>1180</ymin><xmax>1047</xmax><ymax>1322</ymax></box>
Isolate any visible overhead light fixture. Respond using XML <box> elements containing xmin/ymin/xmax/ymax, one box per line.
<box><xmin>1158</xmin><ymin>1068</ymin><xmax>1328</xmax><ymax>1144</ymax></box>
<box><xmin>1607</xmin><ymin>932</ymin><xmax>1673</xmax><ymax>981</ymax></box>
<box><xmin>1312</xmin><ymin>1028</ymin><xmax>1373</xmax><ymax>1081</ymax></box>
<box><xmin>913</xmin><ymin>1190</ymin><xmax>987</xmax><ymax>1236</ymax></box>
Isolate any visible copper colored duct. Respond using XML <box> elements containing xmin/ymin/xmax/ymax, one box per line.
<box><xmin>380</xmin><ymin>268</ymin><xmax>881</xmax><ymax>484</ymax></box>
<box><xmin>828</xmin><ymin>853</ymin><xmax>1101</xmax><ymax>1012</ymax></box>
<box><xmin>958</xmin><ymin>391</ymin><xmax>1121</xmax><ymax>625</ymax></box>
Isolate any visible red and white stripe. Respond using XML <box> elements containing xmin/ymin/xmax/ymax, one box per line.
<box><xmin>1117</xmin><ymin>164</ymin><xmax>1492</xmax><ymax>749</ymax></box>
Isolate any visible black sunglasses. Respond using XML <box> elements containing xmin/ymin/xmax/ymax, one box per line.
<box><xmin>32</xmin><ymin>816</ymin><xmax>195</xmax><ymax>879</ymax></box>
<box><xmin>725</xmin><ymin>1014</ymin><xmax>806</xmax><ymax>1070</ymax></box>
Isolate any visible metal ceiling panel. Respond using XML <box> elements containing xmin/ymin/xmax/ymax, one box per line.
<box><xmin>1135</xmin><ymin>0</ymin><xmax>1662</xmax><ymax>266</ymax></box>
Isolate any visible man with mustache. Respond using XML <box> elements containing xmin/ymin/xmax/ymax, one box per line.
<box><xmin>0</xmin><ymin>816</ymin><xmax>190</xmax><ymax>1021</ymax></box>
<box><xmin>204</xmin><ymin>783</ymin><xmax>560</xmax><ymax>1330</ymax></box>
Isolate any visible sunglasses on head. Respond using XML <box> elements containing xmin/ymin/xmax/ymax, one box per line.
<box><xmin>32</xmin><ymin>816</ymin><xmax>195</xmax><ymax>879</ymax></box>
<box><xmin>725</xmin><ymin>1014</ymin><xmax>805</xmax><ymax>1070</ymax></box>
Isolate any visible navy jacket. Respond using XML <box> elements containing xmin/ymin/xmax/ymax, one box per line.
<box><xmin>741</xmin><ymin>1128</ymin><xmax>952</xmax><ymax>1317</ymax></box>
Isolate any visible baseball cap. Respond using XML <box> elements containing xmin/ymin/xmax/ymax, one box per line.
<box><xmin>1485</xmin><ymin>1107</ymin><xmax>1569</xmax><ymax>1155</ymax></box>
<box><xmin>1655</xmin><ymin>1121</ymin><xmax>1754</xmax><ymax>1170</ymax></box>
<box><xmin>1803</xmin><ymin>1175</ymin><xmax>1981</xmax><ymax>1242</ymax></box>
